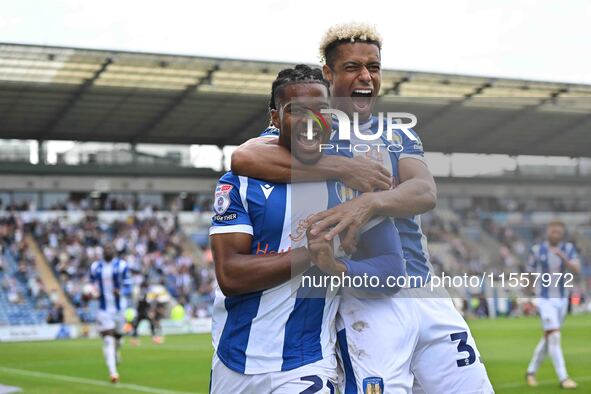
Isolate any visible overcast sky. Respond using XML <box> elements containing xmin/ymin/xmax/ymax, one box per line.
<box><xmin>2</xmin><ymin>0</ymin><xmax>591</xmax><ymax>84</ymax></box>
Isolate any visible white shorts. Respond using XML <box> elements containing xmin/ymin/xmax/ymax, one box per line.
<box><xmin>96</xmin><ymin>310</ymin><xmax>125</xmax><ymax>334</ymax></box>
<box><xmin>406</xmin><ymin>292</ymin><xmax>494</xmax><ymax>394</ymax></box>
<box><xmin>210</xmin><ymin>353</ymin><xmax>337</xmax><ymax>394</ymax></box>
<box><xmin>336</xmin><ymin>293</ymin><xmax>419</xmax><ymax>394</ymax></box>
<box><xmin>536</xmin><ymin>297</ymin><xmax>568</xmax><ymax>331</ymax></box>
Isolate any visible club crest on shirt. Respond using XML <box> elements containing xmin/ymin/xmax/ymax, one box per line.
<box><xmin>363</xmin><ymin>377</ymin><xmax>384</xmax><ymax>394</ymax></box>
<box><xmin>214</xmin><ymin>184</ymin><xmax>232</xmax><ymax>215</ymax></box>
<box><xmin>335</xmin><ymin>181</ymin><xmax>359</xmax><ymax>203</ymax></box>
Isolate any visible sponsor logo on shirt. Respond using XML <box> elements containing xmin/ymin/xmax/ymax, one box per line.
<box><xmin>214</xmin><ymin>213</ymin><xmax>237</xmax><ymax>221</ymax></box>
<box><xmin>290</xmin><ymin>216</ymin><xmax>312</xmax><ymax>242</ymax></box>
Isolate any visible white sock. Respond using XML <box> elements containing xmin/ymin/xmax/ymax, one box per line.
<box><xmin>527</xmin><ymin>337</ymin><xmax>547</xmax><ymax>374</ymax></box>
<box><xmin>547</xmin><ymin>331</ymin><xmax>568</xmax><ymax>381</ymax></box>
<box><xmin>103</xmin><ymin>335</ymin><xmax>118</xmax><ymax>376</ymax></box>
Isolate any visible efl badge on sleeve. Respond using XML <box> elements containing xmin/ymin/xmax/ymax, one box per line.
<box><xmin>214</xmin><ymin>184</ymin><xmax>233</xmax><ymax>215</ymax></box>
<box><xmin>363</xmin><ymin>377</ymin><xmax>384</xmax><ymax>394</ymax></box>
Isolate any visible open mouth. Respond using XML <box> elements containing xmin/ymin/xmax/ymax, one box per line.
<box><xmin>351</xmin><ymin>88</ymin><xmax>374</xmax><ymax>110</ymax></box>
<box><xmin>295</xmin><ymin>128</ymin><xmax>321</xmax><ymax>149</ymax></box>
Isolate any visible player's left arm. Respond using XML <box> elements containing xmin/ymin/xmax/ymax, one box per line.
<box><xmin>552</xmin><ymin>244</ymin><xmax>581</xmax><ymax>274</ymax></box>
<box><xmin>342</xmin><ymin>219</ymin><xmax>406</xmax><ymax>294</ymax></box>
<box><xmin>308</xmin><ymin>131</ymin><xmax>436</xmax><ymax>254</ymax></box>
<box><xmin>367</xmin><ymin>157</ymin><xmax>437</xmax><ymax>217</ymax></box>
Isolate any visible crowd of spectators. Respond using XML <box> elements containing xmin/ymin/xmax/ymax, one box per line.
<box><xmin>1</xmin><ymin>194</ymin><xmax>214</xmax><ymax>213</ymax></box>
<box><xmin>32</xmin><ymin>213</ymin><xmax>215</xmax><ymax>322</ymax></box>
<box><xmin>0</xmin><ymin>215</ymin><xmax>54</xmax><ymax>323</ymax></box>
<box><xmin>421</xmin><ymin>211</ymin><xmax>486</xmax><ymax>278</ymax></box>
<box><xmin>2</xmin><ymin>203</ymin><xmax>590</xmax><ymax>326</ymax></box>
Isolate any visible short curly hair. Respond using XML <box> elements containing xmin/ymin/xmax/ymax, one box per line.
<box><xmin>319</xmin><ymin>22</ymin><xmax>383</xmax><ymax>67</ymax></box>
<box><xmin>269</xmin><ymin>64</ymin><xmax>329</xmax><ymax>110</ymax></box>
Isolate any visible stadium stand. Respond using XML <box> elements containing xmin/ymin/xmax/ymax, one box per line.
<box><xmin>29</xmin><ymin>212</ymin><xmax>215</xmax><ymax>323</ymax></box>
<box><xmin>0</xmin><ymin>216</ymin><xmax>49</xmax><ymax>325</ymax></box>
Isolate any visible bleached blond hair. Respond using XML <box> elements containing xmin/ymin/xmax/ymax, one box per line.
<box><xmin>319</xmin><ymin>22</ymin><xmax>383</xmax><ymax>64</ymax></box>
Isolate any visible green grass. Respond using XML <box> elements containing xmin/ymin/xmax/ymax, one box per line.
<box><xmin>470</xmin><ymin>313</ymin><xmax>591</xmax><ymax>393</ymax></box>
<box><xmin>0</xmin><ymin>314</ymin><xmax>589</xmax><ymax>393</ymax></box>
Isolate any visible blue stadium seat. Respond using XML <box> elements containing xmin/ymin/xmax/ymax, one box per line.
<box><xmin>0</xmin><ymin>250</ymin><xmax>47</xmax><ymax>325</ymax></box>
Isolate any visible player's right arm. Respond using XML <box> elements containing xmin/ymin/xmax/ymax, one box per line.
<box><xmin>211</xmin><ymin>233</ymin><xmax>310</xmax><ymax>296</ymax></box>
<box><xmin>230</xmin><ymin>135</ymin><xmax>391</xmax><ymax>192</ymax></box>
<box><xmin>209</xmin><ymin>172</ymin><xmax>310</xmax><ymax>296</ymax></box>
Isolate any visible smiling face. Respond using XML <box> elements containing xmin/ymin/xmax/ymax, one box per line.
<box><xmin>323</xmin><ymin>42</ymin><xmax>381</xmax><ymax>120</ymax></box>
<box><xmin>271</xmin><ymin>82</ymin><xmax>330</xmax><ymax>164</ymax></box>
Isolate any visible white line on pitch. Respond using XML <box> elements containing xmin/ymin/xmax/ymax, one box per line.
<box><xmin>0</xmin><ymin>367</ymin><xmax>201</xmax><ymax>394</ymax></box>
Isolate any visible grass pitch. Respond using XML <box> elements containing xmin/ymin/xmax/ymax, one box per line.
<box><xmin>0</xmin><ymin>314</ymin><xmax>589</xmax><ymax>393</ymax></box>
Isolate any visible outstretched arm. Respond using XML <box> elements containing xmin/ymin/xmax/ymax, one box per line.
<box><xmin>211</xmin><ymin>232</ymin><xmax>311</xmax><ymax>296</ymax></box>
<box><xmin>231</xmin><ymin>136</ymin><xmax>391</xmax><ymax>192</ymax></box>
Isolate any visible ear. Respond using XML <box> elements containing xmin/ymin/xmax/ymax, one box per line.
<box><xmin>270</xmin><ymin>109</ymin><xmax>280</xmax><ymax>129</ymax></box>
<box><xmin>322</xmin><ymin>64</ymin><xmax>333</xmax><ymax>83</ymax></box>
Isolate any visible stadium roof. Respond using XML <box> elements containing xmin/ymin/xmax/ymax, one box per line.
<box><xmin>1</xmin><ymin>42</ymin><xmax>590</xmax><ymax>157</ymax></box>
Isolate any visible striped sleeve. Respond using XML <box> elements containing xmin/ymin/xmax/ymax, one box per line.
<box><xmin>209</xmin><ymin>172</ymin><xmax>253</xmax><ymax>236</ymax></box>
<box><xmin>399</xmin><ymin>128</ymin><xmax>426</xmax><ymax>162</ymax></box>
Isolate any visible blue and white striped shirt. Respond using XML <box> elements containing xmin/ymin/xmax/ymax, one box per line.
<box><xmin>89</xmin><ymin>258</ymin><xmax>132</xmax><ymax>312</ymax></box>
<box><xmin>528</xmin><ymin>241</ymin><xmax>579</xmax><ymax>298</ymax></box>
<box><xmin>209</xmin><ymin>172</ymin><xmax>405</xmax><ymax>374</ymax></box>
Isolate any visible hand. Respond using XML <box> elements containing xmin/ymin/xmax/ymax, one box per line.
<box><xmin>308</xmin><ymin>194</ymin><xmax>376</xmax><ymax>255</ymax></box>
<box><xmin>340</xmin><ymin>156</ymin><xmax>392</xmax><ymax>193</ymax></box>
<box><xmin>306</xmin><ymin>227</ymin><xmax>346</xmax><ymax>275</ymax></box>
<box><xmin>550</xmin><ymin>247</ymin><xmax>568</xmax><ymax>262</ymax></box>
